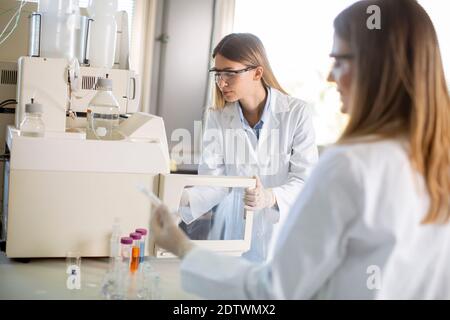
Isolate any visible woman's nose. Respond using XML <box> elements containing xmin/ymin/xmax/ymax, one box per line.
<box><xmin>217</xmin><ymin>77</ymin><xmax>228</xmax><ymax>88</ymax></box>
<box><xmin>327</xmin><ymin>70</ymin><xmax>335</xmax><ymax>83</ymax></box>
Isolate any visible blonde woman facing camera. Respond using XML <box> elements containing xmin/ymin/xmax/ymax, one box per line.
<box><xmin>178</xmin><ymin>33</ymin><xmax>318</xmax><ymax>262</ymax></box>
<box><xmin>152</xmin><ymin>0</ymin><xmax>450</xmax><ymax>299</ymax></box>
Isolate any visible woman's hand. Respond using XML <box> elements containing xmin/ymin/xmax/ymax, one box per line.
<box><xmin>150</xmin><ymin>204</ymin><xmax>194</xmax><ymax>258</ymax></box>
<box><xmin>244</xmin><ymin>176</ymin><xmax>276</xmax><ymax>211</ymax></box>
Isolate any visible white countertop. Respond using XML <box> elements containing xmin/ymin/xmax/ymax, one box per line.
<box><xmin>0</xmin><ymin>252</ymin><xmax>198</xmax><ymax>300</ymax></box>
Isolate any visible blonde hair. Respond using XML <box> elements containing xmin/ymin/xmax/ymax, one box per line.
<box><xmin>212</xmin><ymin>33</ymin><xmax>287</xmax><ymax>109</ymax></box>
<box><xmin>335</xmin><ymin>0</ymin><xmax>450</xmax><ymax>223</ymax></box>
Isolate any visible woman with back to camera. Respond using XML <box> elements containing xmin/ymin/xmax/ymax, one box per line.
<box><xmin>178</xmin><ymin>33</ymin><xmax>318</xmax><ymax>262</ymax></box>
<box><xmin>152</xmin><ymin>0</ymin><xmax>450</xmax><ymax>299</ymax></box>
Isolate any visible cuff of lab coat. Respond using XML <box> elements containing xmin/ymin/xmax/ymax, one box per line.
<box><xmin>184</xmin><ymin>188</ymin><xmax>207</xmax><ymax>223</ymax></box>
<box><xmin>180</xmin><ymin>247</ymin><xmax>252</xmax><ymax>300</ymax></box>
<box><xmin>179</xmin><ymin>206</ymin><xmax>195</xmax><ymax>225</ymax></box>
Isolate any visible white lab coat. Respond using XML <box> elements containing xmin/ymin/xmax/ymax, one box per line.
<box><xmin>184</xmin><ymin>88</ymin><xmax>318</xmax><ymax>261</ymax></box>
<box><xmin>180</xmin><ymin>138</ymin><xmax>450</xmax><ymax>299</ymax></box>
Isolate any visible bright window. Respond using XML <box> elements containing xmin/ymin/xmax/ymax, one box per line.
<box><xmin>233</xmin><ymin>0</ymin><xmax>450</xmax><ymax>145</ymax></box>
<box><xmin>419</xmin><ymin>0</ymin><xmax>450</xmax><ymax>85</ymax></box>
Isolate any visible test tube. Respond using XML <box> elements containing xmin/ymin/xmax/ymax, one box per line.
<box><xmin>129</xmin><ymin>232</ymin><xmax>142</xmax><ymax>273</ymax></box>
<box><xmin>135</xmin><ymin>228</ymin><xmax>147</xmax><ymax>263</ymax></box>
<box><xmin>120</xmin><ymin>237</ymin><xmax>133</xmax><ymax>267</ymax></box>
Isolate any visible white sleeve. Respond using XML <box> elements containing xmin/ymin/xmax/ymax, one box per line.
<box><xmin>180</xmin><ymin>148</ymin><xmax>363</xmax><ymax>299</ymax></box>
<box><xmin>272</xmin><ymin>102</ymin><xmax>318</xmax><ymax>223</ymax></box>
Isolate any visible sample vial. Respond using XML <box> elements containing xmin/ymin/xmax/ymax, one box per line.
<box><xmin>135</xmin><ymin>228</ymin><xmax>147</xmax><ymax>263</ymax></box>
<box><xmin>129</xmin><ymin>232</ymin><xmax>142</xmax><ymax>273</ymax></box>
<box><xmin>120</xmin><ymin>237</ymin><xmax>133</xmax><ymax>267</ymax></box>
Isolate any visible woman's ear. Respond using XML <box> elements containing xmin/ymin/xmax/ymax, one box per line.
<box><xmin>253</xmin><ymin>66</ymin><xmax>264</xmax><ymax>81</ymax></box>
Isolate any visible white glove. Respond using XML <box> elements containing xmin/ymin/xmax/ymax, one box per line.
<box><xmin>244</xmin><ymin>176</ymin><xmax>276</xmax><ymax>211</ymax></box>
<box><xmin>151</xmin><ymin>204</ymin><xmax>194</xmax><ymax>258</ymax></box>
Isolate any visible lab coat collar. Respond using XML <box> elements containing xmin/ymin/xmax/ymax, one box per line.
<box><xmin>222</xmin><ymin>87</ymin><xmax>288</xmax><ymax>130</ymax></box>
<box><xmin>237</xmin><ymin>87</ymin><xmax>271</xmax><ymax>131</ymax></box>
<box><xmin>221</xmin><ymin>88</ymin><xmax>289</xmax><ymax>166</ymax></box>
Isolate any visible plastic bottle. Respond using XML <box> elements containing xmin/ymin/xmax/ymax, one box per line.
<box><xmin>87</xmin><ymin>0</ymin><xmax>118</xmax><ymax>68</ymax></box>
<box><xmin>38</xmin><ymin>0</ymin><xmax>80</xmax><ymax>60</ymax></box>
<box><xmin>129</xmin><ymin>232</ymin><xmax>141</xmax><ymax>273</ymax></box>
<box><xmin>20</xmin><ymin>99</ymin><xmax>45</xmax><ymax>137</ymax></box>
<box><xmin>86</xmin><ymin>75</ymin><xmax>121</xmax><ymax>140</ymax></box>
<box><xmin>135</xmin><ymin>228</ymin><xmax>147</xmax><ymax>263</ymax></box>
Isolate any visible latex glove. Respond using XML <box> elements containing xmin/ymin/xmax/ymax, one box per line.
<box><xmin>244</xmin><ymin>176</ymin><xmax>276</xmax><ymax>211</ymax></box>
<box><xmin>150</xmin><ymin>204</ymin><xmax>194</xmax><ymax>258</ymax></box>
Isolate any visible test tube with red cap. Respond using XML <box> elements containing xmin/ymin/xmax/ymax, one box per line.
<box><xmin>135</xmin><ymin>228</ymin><xmax>147</xmax><ymax>263</ymax></box>
<box><xmin>129</xmin><ymin>232</ymin><xmax>142</xmax><ymax>272</ymax></box>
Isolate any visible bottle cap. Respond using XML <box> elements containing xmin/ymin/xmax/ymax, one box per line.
<box><xmin>96</xmin><ymin>75</ymin><xmax>113</xmax><ymax>90</ymax></box>
<box><xmin>129</xmin><ymin>232</ymin><xmax>142</xmax><ymax>240</ymax></box>
<box><xmin>136</xmin><ymin>228</ymin><xmax>147</xmax><ymax>236</ymax></box>
<box><xmin>25</xmin><ymin>98</ymin><xmax>43</xmax><ymax>113</ymax></box>
<box><xmin>120</xmin><ymin>237</ymin><xmax>133</xmax><ymax>245</ymax></box>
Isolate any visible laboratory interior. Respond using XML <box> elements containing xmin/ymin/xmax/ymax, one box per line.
<box><xmin>0</xmin><ymin>0</ymin><xmax>449</xmax><ymax>301</ymax></box>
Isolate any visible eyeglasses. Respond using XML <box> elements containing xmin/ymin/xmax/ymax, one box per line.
<box><xmin>209</xmin><ymin>66</ymin><xmax>257</xmax><ymax>85</ymax></box>
<box><xmin>329</xmin><ymin>53</ymin><xmax>354</xmax><ymax>60</ymax></box>
<box><xmin>329</xmin><ymin>53</ymin><xmax>354</xmax><ymax>68</ymax></box>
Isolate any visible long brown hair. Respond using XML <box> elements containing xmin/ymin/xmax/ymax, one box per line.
<box><xmin>212</xmin><ymin>33</ymin><xmax>287</xmax><ymax>109</ymax></box>
<box><xmin>334</xmin><ymin>0</ymin><xmax>450</xmax><ymax>223</ymax></box>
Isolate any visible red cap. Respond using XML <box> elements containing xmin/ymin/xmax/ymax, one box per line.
<box><xmin>136</xmin><ymin>228</ymin><xmax>147</xmax><ymax>236</ymax></box>
<box><xmin>129</xmin><ymin>232</ymin><xmax>142</xmax><ymax>240</ymax></box>
<box><xmin>120</xmin><ymin>237</ymin><xmax>133</xmax><ymax>245</ymax></box>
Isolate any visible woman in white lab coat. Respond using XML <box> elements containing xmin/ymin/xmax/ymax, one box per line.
<box><xmin>179</xmin><ymin>33</ymin><xmax>318</xmax><ymax>262</ymax></box>
<box><xmin>151</xmin><ymin>0</ymin><xmax>450</xmax><ymax>299</ymax></box>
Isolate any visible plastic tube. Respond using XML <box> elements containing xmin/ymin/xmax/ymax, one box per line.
<box><xmin>135</xmin><ymin>228</ymin><xmax>147</xmax><ymax>263</ymax></box>
<box><xmin>120</xmin><ymin>237</ymin><xmax>132</xmax><ymax>267</ymax></box>
<box><xmin>129</xmin><ymin>232</ymin><xmax>141</xmax><ymax>273</ymax></box>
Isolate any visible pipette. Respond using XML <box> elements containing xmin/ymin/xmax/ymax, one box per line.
<box><xmin>136</xmin><ymin>184</ymin><xmax>163</xmax><ymax>207</ymax></box>
<box><xmin>136</xmin><ymin>184</ymin><xmax>182</xmax><ymax>227</ymax></box>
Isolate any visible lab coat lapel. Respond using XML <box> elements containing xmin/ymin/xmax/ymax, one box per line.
<box><xmin>257</xmin><ymin>89</ymin><xmax>287</xmax><ymax>165</ymax></box>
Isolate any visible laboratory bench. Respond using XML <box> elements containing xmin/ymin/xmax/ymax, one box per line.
<box><xmin>0</xmin><ymin>252</ymin><xmax>198</xmax><ymax>300</ymax></box>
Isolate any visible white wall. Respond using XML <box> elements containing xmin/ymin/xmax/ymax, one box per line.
<box><xmin>0</xmin><ymin>0</ymin><xmax>37</xmax><ymax>62</ymax></box>
<box><xmin>151</xmin><ymin>0</ymin><xmax>214</xmax><ymax>158</ymax></box>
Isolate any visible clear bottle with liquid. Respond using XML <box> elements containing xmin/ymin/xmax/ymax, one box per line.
<box><xmin>20</xmin><ymin>99</ymin><xmax>45</xmax><ymax>137</ymax></box>
<box><xmin>86</xmin><ymin>75</ymin><xmax>121</xmax><ymax>140</ymax></box>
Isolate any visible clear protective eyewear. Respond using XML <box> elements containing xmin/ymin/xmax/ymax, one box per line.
<box><xmin>209</xmin><ymin>66</ymin><xmax>257</xmax><ymax>85</ymax></box>
<box><xmin>328</xmin><ymin>53</ymin><xmax>354</xmax><ymax>68</ymax></box>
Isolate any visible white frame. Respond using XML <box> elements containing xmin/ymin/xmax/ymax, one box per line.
<box><xmin>153</xmin><ymin>174</ymin><xmax>256</xmax><ymax>257</ymax></box>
